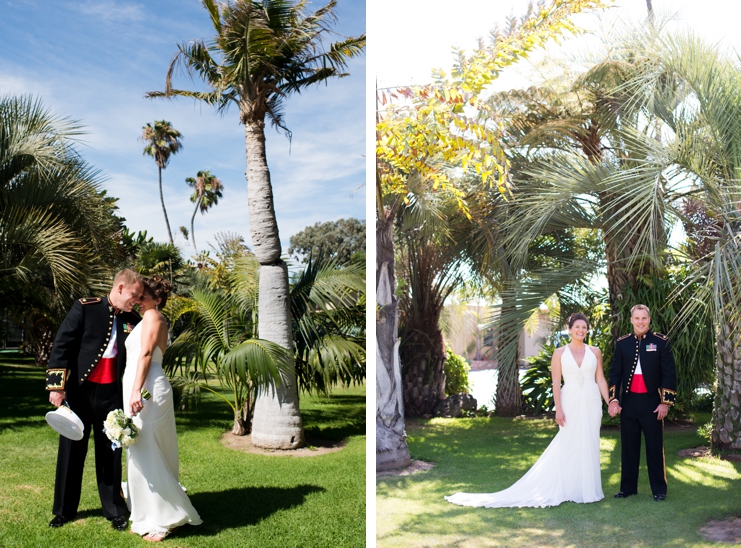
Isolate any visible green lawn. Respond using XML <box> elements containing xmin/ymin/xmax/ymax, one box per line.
<box><xmin>0</xmin><ymin>355</ymin><xmax>365</xmax><ymax>547</ymax></box>
<box><xmin>377</xmin><ymin>416</ymin><xmax>741</xmax><ymax>547</ymax></box>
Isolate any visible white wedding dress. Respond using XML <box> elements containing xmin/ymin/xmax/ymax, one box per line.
<box><xmin>123</xmin><ymin>322</ymin><xmax>202</xmax><ymax>536</ymax></box>
<box><xmin>445</xmin><ymin>345</ymin><xmax>604</xmax><ymax>508</ymax></box>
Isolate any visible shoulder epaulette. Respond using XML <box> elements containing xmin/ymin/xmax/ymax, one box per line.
<box><xmin>617</xmin><ymin>333</ymin><xmax>631</xmax><ymax>341</ymax></box>
<box><xmin>654</xmin><ymin>333</ymin><xmax>668</xmax><ymax>340</ymax></box>
<box><xmin>78</xmin><ymin>297</ymin><xmax>102</xmax><ymax>305</ymax></box>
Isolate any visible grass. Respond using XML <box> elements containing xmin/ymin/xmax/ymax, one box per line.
<box><xmin>0</xmin><ymin>354</ymin><xmax>365</xmax><ymax>548</ymax></box>
<box><xmin>377</xmin><ymin>415</ymin><xmax>741</xmax><ymax>547</ymax></box>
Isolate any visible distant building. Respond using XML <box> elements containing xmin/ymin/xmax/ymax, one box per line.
<box><xmin>445</xmin><ymin>303</ymin><xmax>552</xmax><ymax>370</ymax></box>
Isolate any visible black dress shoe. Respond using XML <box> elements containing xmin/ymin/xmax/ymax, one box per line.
<box><xmin>110</xmin><ymin>515</ymin><xmax>128</xmax><ymax>531</ymax></box>
<box><xmin>49</xmin><ymin>515</ymin><xmax>72</xmax><ymax>528</ymax></box>
<box><xmin>654</xmin><ymin>493</ymin><xmax>666</xmax><ymax>501</ymax></box>
<box><xmin>614</xmin><ymin>491</ymin><xmax>636</xmax><ymax>498</ymax></box>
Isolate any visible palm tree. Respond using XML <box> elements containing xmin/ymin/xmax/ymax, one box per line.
<box><xmin>140</xmin><ymin>120</ymin><xmax>183</xmax><ymax>245</ymax></box>
<box><xmin>618</xmin><ymin>32</ymin><xmax>741</xmax><ymax>451</ymax></box>
<box><xmin>146</xmin><ymin>0</ymin><xmax>365</xmax><ymax>449</ymax></box>
<box><xmin>0</xmin><ymin>95</ymin><xmax>124</xmax><ymax>364</ymax></box>
<box><xmin>164</xmin><ymin>253</ymin><xmax>366</xmax><ymax>434</ymax></box>
<box><xmin>185</xmin><ymin>170</ymin><xmax>223</xmax><ymax>256</ymax></box>
<box><xmin>165</xmin><ymin>285</ymin><xmax>293</xmax><ymax>436</ymax></box>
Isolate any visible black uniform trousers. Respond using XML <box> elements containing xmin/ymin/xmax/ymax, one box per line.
<box><xmin>53</xmin><ymin>380</ymin><xmax>128</xmax><ymax>519</ymax></box>
<box><xmin>620</xmin><ymin>391</ymin><xmax>667</xmax><ymax>496</ymax></box>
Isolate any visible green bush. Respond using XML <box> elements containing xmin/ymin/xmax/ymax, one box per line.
<box><xmin>521</xmin><ymin>341</ymin><xmax>557</xmax><ymax>414</ymax></box>
<box><xmin>444</xmin><ymin>346</ymin><xmax>471</xmax><ymax>396</ymax></box>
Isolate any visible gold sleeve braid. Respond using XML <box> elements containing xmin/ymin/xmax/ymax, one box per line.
<box><xmin>660</xmin><ymin>388</ymin><xmax>676</xmax><ymax>406</ymax></box>
<box><xmin>46</xmin><ymin>369</ymin><xmax>69</xmax><ymax>391</ymax></box>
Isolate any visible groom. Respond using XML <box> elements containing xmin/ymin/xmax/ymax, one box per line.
<box><xmin>608</xmin><ymin>304</ymin><xmax>677</xmax><ymax>501</ymax></box>
<box><xmin>46</xmin><ymin>269</ymin><xmax>143</xmax><ymax>529</ymax></box>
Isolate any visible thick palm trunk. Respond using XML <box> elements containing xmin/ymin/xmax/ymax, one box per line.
<box><xmin>495</xmin><ymin>294</ymin><xmax>522</xmax><ymax>416</ymax></box>
<box><xmin>243</xmin><ymin>119</ymin><xmax>304</xmax><ymax>449</ymax></box>
<box><xmin>377</xmin><ymin>210</ymin><xmax>411</xmax><ymax>471</ymax></box>
<box><xmin>400</xmin><ymin>319</ymin><xmax>446</xmax><ymax>417</ymax></box>
<box><xmin>712</xmin><ymin>317</ymin><xmax>741</xmax><ymax>451</ymax></box>
<box><xmin>190</xmin><ymin>199</ymin><xmax>200</xmax><ymax>255</ymax></box>
<box><xmin>158</xmin><ymin>166</ymin><xmax>174</xmax><ymax>245</ymax></box>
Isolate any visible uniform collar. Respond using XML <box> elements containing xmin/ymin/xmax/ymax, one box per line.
<box><xmin>105</xmin><ymin>294</ymin><xmax>121</xmax><ymax>315</ymax></box>
<box><xmin>633</xmin><ymin>330</ymin><xmax>651</xmax><ymax>340</ymax></box>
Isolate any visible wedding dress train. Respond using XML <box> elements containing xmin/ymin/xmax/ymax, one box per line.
<box><xmin>123</xmin><ymin>323</ymin><xmax>202</xmax><ymax>536</ymax></box>
<box><xmin>445</xmin><ymin>345</ymin><xmax>604</xmax><ymax>508</ymax></box>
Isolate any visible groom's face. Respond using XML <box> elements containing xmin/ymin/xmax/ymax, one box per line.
<box><xmin>114</xmin><ymin>281</ymin><xmax>144</xmax><ymax>312</ymax></box>
<box><xmin>630</xmin><ymin>309</ymin><xmax>650</xmax><ymax>335</ymax></box>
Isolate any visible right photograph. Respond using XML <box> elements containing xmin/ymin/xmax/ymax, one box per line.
<box><xmin>374</xmin><ymin>0</ymin><xmax>741</xmax><ymax>546</ymax></box>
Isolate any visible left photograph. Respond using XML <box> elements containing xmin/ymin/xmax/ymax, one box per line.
<box><xmin>0</xmin><ymin>1</ymin><xmax>366</xmax><ymax>546</ymax></box>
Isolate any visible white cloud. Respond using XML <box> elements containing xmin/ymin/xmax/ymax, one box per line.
<box><xmin>67</xmin><ymin>0</ymin><xmax>146</xmax><ymax>23</ymax></box>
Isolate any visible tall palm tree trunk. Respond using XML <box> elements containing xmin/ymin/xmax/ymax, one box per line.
<box><xmin>190</xmin><ymin>198</ymin><xmax>201</xmax><ymax>255</ymax></box>
<box><xmin>158</xmin><ymin>166</ymin><xmax>174</xmax><ymax>245</ymax></box>
<box><xmin>244</xmin><ymin>119</ymin><xmax>304</xmax><ymax>450</ymax></box>
<box><xmin>712</xmin><ymin>311</ymin><xmax>741</xmax><ymax>451</ymax></box>
<box><xmin>495</xmin><ymin>292</ymin><xmax>522</xmax><ymax>416</ymax></box>
<box><xmin>376</xmin><ymin>208</ymin><xmax>411</xmax><ymax>471</ymax></box>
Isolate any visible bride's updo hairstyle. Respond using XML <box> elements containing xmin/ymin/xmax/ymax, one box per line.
<box><xmin>143</xmin><ymin>275</ymin><xmax>173</xmax><ymax>309</ymax></box>
<box><xmin>567</xmin><ymin>313</ymin><xmax>590</xmax><ymax>330</ymax></box>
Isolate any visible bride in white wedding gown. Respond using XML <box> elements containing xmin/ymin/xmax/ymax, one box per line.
<box><xmin>123</xmin><ymin>276</ymin><xmax>202</xmax><ymax>541</ymax></box>
<box><xmin>445</xmin><ymin>314</ymin><xmax>611</xmax><ymax>508</ymax></box>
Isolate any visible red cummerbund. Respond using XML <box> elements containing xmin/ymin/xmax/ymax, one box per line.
<box><xmin>88</xmin><ymin>357</ymin><xmax>117</xmax><ymax>384</ymax></box>
<box><xmin>630</xmin><ymin>373</ymin><xmax>648</xmax><ymax>393</ymax></box>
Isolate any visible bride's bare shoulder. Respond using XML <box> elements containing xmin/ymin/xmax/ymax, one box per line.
<box><xmin>553</xmin><ymin>346</ymin><xmax>566</xmax><ymax>357</ymax></box>
<box><xmin>143</xmin><ymin>309</ymin><xmax>164</xmax><ymax>323</ymax></box>
<box><xmin>589</xmin><ymin>345</ymin><xmax>603</xmax><ymax>357</ymax></box>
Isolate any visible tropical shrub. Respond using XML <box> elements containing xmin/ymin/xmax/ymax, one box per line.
<box><xmin>444</xmin><ymin>346</ymin><xmax>471</xmax><ymax>396</ymax></box>
<box><xmin>521</xmin><ymin>341</ymin><xmax>557</xmax><ymax>414</ymax></box>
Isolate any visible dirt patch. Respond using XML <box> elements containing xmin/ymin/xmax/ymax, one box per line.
<box><xmin>678</xmin><ymin>446</ymin><xmax>713</xmax><ymax>458</ymax></box>
<box><xmin>377</xmin><ymin>460</ymin><xmax>435</xmax><ymax>477</ymax></box>
<box><xmin>678</xmin><ymin>446</ymin><xmax>741</xmax><ymax>462</ymax></box>
<box><xmin>219</xmin><ymin>433</ymin><xmax>346</xmax><ymax>457</ymax></box>
<box><xmin>699</xmin><ymin>516</ymin><xmax>741</xmax><ymax>544</ymax></box>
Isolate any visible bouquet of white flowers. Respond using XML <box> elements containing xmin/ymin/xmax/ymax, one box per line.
<box><xmin>103</xmin><ymin>409</ymin><xmax>138</xmax><ymax>450</ymax></box>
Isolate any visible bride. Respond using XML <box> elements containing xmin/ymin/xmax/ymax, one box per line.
<box><xmin>445</xmin><ymin>313</ymin><xmax>611</xmax><ymax>508</ymax></box>
<box><xmin>124</xmin><ymin>275</ymin><xmax>202</xmax><ymax>541</ymax></box>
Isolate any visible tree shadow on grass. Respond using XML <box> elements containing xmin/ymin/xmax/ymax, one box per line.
<box><xmin>0</xmin><ymin>364</ymin><xmax>49</xmax><ymax>430</ymax></box>
<box><xmin>301</xmin><ymin>396</ymin><xmax>365</xmax><ymax>441</ymax></box>
<box><xmin>175</xmin><ymin>485</ymin><xmax>325</xmax><ymax>537</ymax></box>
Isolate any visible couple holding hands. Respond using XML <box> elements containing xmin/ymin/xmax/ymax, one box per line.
<box><xmin>446</xmin><ymin>304</ymin><xmax>676</xmax><ymax>508</ymax></box>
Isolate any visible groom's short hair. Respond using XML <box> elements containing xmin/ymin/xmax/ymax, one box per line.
<box><xmin>630</xmin><ymin>304</ymin><xmax>651</xmax><ymax>318</ymax></box>
<box><xmin>113</xmin><ymin>268</ymin><xmax>142</xmax><ymax>288</ymax></box>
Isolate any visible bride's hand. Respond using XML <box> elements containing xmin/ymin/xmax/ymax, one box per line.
<box><xmin>555</xmin><ymin>409</ymin><xmax>565</xmax><ymax>427</ymax></box>
<box><xmin>130</xmin><ymin>391</ymin><xmax>143</xmax><ymax>416</ymax></box>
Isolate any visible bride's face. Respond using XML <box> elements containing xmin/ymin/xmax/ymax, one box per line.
<box><xmin>569</xmin><ymin>320</ymin><xmax>588</xmax><ymax>342</ymax></box>
<box><xmin>139</xmin><ymin>289</ymin><xmax>161</xmax><ymax>312</ymax></box>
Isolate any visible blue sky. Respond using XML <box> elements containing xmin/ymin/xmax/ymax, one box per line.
<box><xmin>0</xmin><ymin>0</ymin><xmax>366</xmax><ymax>259</ymax></box>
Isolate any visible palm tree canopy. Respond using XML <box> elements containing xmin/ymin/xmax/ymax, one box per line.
<box><xmin>186</xmin><ymin>170</ymin><xmax>224</xmax><ymax>213</ymax></box>
<box><xmin>140</xmin><ymin>119</ymin><xmax>183</xmax><ymax>169</ymax></box>
<box><xmin>149</xmin><ymin>0</ymin><xmax>366</xmax><ymax>131</ymax></box>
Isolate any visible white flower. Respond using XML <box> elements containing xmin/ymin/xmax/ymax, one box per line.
<box><xmin>103</xmin><ymin>408</ymin><xmax>139</xmax><ymax>450</ymax></box>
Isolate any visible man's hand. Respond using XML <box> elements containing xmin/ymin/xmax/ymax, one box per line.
<box><xmin>654</xmin><ymin>403</ymin><xmax>669</xmax><ymax>420</ymax></box>
<box><xmin>49</xmin><ymin>390</ymin><xmax>65</xmax><ymax>408</ymax></box>
<box><xmin>608</xmin><ymin>401</ymin><xmax>622</xmax><ymax>417</ymax></box>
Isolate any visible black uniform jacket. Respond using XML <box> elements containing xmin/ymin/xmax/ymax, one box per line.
<box><xmin>609</xmin><ymin>330</ymin><xmax>677</xmax><ymax>407</ymax></box>
<box><xmin>45</xmin><ymin>296</ymin><xmax>141</xmax><ymax>391</ymax></box>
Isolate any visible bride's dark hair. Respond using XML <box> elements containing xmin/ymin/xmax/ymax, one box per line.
<box><xmin>143</xmin><ymin>275</ymin><xmax>173</xmax><ymax>309</ymax></box>
<box><xmin>567</xmin><ymin>313</ymin><xmax>590</xmax><ymax>329</ymax></box>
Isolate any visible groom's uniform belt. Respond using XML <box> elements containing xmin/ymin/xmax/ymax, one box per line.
<box><xmin>87</xmin><ymin>357</ymin><xmax>117</xmax><ymax>384</ymax></box>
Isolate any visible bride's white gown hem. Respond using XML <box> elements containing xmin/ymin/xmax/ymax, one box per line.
<box><xmin>445</xmin><ymin>345</ymin><xmax>604</xmax><ymax>508</ymax></box>
<box><xmin>123</xmin><ymin>323</ymin><xmax>202</xmax><ymax>536</ymax></box>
